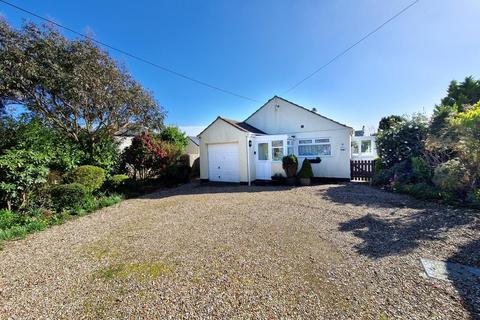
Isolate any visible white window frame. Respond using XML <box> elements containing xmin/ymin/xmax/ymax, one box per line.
<box><xmin>351</xmin><ymin>141</ymin><xmax>360</xmax><ymax>155</ymax></box>
<box><xmin>297</xmin><ymin>137</ymin><xmax>332</xmax><ymax>157</ymax></box>
<box><xmin>360</xmin><ymin>139</ymin><xmax>372</xmax><ymax>154</ymax></box>
<box><xmin>271</xmin><ymin>140</ymin><xmax>284</xmax><ymax>162</ymax></box>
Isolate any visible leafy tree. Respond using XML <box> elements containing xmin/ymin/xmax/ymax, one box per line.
<box><xmin>0</xmin><ymin>19</ymin><xmax>165</xmax><ymax>159</ymax></box>
<box><xmin>430</xmin><ymin>76</ymin><xmax>480</xmax><ymax>136</ymax></box>
<box><xmin>159</xmin><ymin>126</ymin><xmax>188</xmax><ymax>151</ymax></box>
<box><xmin>440</xmin><ymin>76</ymin><xmax>480</xmax><ymax>109</ymax></box>
<box><xmin>378</xmin><ymin>115</ymin><xmax>405</xmax><ymax>131</ymax></box>
<box><xmin>376</xmin><ymin>114</ymin><xmax>429</xmax><ymax>167</ymax></box>
<box><xmin>449</xmin><ymin>102</ymin><xmax>480</xmax><ymax>189</ymax></box>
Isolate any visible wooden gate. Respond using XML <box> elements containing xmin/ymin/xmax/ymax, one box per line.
<box><xmin>350</xmin><ymin>160</ymin><xmax>374</xmax><ymax>182</ymax></box>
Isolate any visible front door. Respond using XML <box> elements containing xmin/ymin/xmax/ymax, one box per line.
<box><xmin>255</xmin><ymin>141</ymin><xmax>271</xmax><ymax>180</ymax></box>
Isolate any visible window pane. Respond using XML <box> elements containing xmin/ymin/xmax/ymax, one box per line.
<box><xmin>351</xmin><ymin>141</ymin><xmax>359</xmax><ymax>154</ymax></box>
<box><xmin>287</xmin><ymin>140</ymin><xmax>294</xmax><ymax>146</ymax></box>
<box><xmin>361</xmin><ymin>140</ymin><xmax>372</xmax><ymax>153</ymax></box>
<box><xmin>315</xmin><ymin>138</ymin><xmax>330</xmax><ymax>143</ymax></box>
<box><xmin>272</xmin><ymin>147</ymin><xmax>284</xmax><ymax>161</ymax></box>
<box><xmin>272</xmin><ymin>140</ymin><xmax>283</xmax><ymax>147</ymax></box>
<box><xmin>298</xmin><ymin>144</ymin><xmax>331</xmax><ymax>156</ymax></box>
<box><xmin>319</xmin><ymin>144</ymin><xmax>331</xmax><ymax>155</ymax></box>
<box><xmin>298</xmin><ymin>139</ymin><xmax>312</xmax><ymax>145</ymax></box>
<box><xmin>258</xmin><ymin>143</ymin><xmax>268</xmax><ymax>160</ymax></box>
<box><xmin>287</xmin><ymin>146</ymin><xmax>294</xmax><ymax>155</ymax></box>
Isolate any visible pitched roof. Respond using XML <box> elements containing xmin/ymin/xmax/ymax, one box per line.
<box><xmin>188</xmin><ymin>136</ymin><xmax>200</xmax><ymax>146</ymax></box>
<box><xmin>197</xmin><ymin>116</ymin><xmax>266</xmax><ymax>137</ymax></box>
<box><xmin>244</xmin><ymin>95</ymin><xmax>353</xmax><ymax>130</ymax></box>
<box><xmin>220</xmin><ymin>117</ymin><xmax>266</xmax><ymax>134</ymax></box>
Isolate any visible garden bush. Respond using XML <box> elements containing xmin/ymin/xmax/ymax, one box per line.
<box><xmin>372</xmin><ymin>168</ymin><xmax>394</xmax><ymax>186</ymax></box>
<box><xmin>411</xmin><ymin>156</ymin><xmax>433</xmax><ymax>183</ymax></box>
<box><xmin>397</xmin><ymin>183</ymin><xmax>442</xmax><ymax>201</ymax></box>
<box><xmin>467</xmin><ymin>189</ymin><xmax>480</xmax><ymax>206</ymax></box>
<box><xmin>107</xmin><ymin>174</ymin><xmax>129</xmax><ymax>190</ymax></box>
<box><xmin>298</xmin><ymin>159</ymin><xmax>314</xmax><ymax>179</ymax></box>
<box><xmin>432</xmin><ymin>159</ymin><xmax>469</xmax><ymax>194</ymax></box>
<box><xmin>376</xmin><ymin>114</ymin><xmax>429</xmax><ymax>168</ymax></box>
<box><xmin>391</xmin><ymin>160</ymin><xmax>413</xmax><ymax>184</ymax></box>
<box><xmin>49</xmin><ymin>183</ymin><xmax>88</xmax><ymax>211</ymax></box>
<box><xmin>121</xmin><ymin>133</ymin><xmax>183</xmax><ymax>180</ymax></box>
<box><xmin>282</xmin><ymin>155</ymin><xmax>298</xmax><ymax>178</ymax></box>
<box><xmin>66</xmin><ymin>165</ymin><xmax>106</xmax><ymax>192</ymax></box>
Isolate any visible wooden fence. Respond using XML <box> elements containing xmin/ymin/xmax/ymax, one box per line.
<box><xmin>350</xmin><ymin>160</ymin><xmax>374</xmax><ymax>182</ymax></box>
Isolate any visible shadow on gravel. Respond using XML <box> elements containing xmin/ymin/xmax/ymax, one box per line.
<box><xmin>326</xmin><ymin>183</ymin><xmax>480</xmax><ymax>319</ymax></box>
<box><xmin>447</xmin><ymin>239</ymin><xmax>480</xmax><ymax>319</ymax></box>
<box><xmin>138</xmin><ymin>181</ymin><xmax>295</xmax><ymax>200</ymax></box>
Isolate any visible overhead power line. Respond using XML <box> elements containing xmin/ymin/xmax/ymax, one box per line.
<box><xmin>0</xmin><ymin>0</ymin><xmax>260</xmax><ymax>103</ymax></box>
<box><xmin>284</xmin><ymin>0</ymin><xmax>419</xmax><ymax>94</ymax></box>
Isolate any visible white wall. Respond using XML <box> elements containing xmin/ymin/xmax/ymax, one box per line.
<box><xmin>198</xmin><ymin>118</ymin><xmax>250</xmax><ymax>182</ymax></box>
<box><xmin>245</xmin><ymin>97</ymin><xmax>349</xmax><ymax>134</ymax></box>
<box><xmin>268</xmin><ymin>130</ymin><xmax>352</xmax><ymax>179</ymax></box>
<box><xmin>186</xmin><ymin>140</ymin><xmax>200</xmax><ymax>155</ymax></box>
<box><xmin>246</xmin><ymin>97</ymin><xmax>353</xmax><ymax>179</ymax></box>
<box><xmin>115</xmin><ymin>136</ymin><xmax>134</xmax><ymax>152</ymax></box>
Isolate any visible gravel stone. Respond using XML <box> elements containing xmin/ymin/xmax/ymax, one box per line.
<box><xmin>0</xmin><ymin>182</ymin><xmax>478</xmax><ymax>319</ymax></box>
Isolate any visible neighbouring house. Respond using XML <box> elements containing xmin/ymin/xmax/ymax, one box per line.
<box><xmin>186</xmin><ymin>136</ymin><xmax>200</xmax><ymax>175</ymax></box>
<box><xmin>198</xmin><ymin>96</ymin><xmax>357</xmax><ymax>184</ymax></box>
<box><xmin>186</xmin><ymin>136</ymin><xmax>200</xmax><ymax>155</ymax></box>
<box><xmin>351</xmin><ymin>126</ymin><xmax>378</xmax><ymax>160</ymax></box>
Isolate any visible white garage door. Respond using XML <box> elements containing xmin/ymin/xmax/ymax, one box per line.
<box><xmin>208</xmin><ymin>143</ymin><xmax>240</xmax><ymax>182</ymax></box>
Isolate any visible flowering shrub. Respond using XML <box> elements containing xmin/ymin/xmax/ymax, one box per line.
<box><xmin>121</xmin><ymin>133</ymin><xmax>182</xmax><ymax>180</ymax></box>
<box><xmin>376</xmin><ymin>114</ymin><xmax>429</xmax><ymax>168</ymax></box>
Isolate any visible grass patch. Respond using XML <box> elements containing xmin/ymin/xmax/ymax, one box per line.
<box><xmin>0</xmin><ymin>194</ymin><xmax>123</xmax><ymax>250</ymax></box>
<box><xmin>97</xmin><ymin>261</ymin><xmax>175</xmax><ymax>280</ymax></box>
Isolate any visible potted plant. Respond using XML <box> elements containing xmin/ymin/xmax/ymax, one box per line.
<box><xmin>298</xmin><ymin>159</ymin><xmax>314</xmax><ymax>186</ymax></box>
<box><xmin>282</xmin><ymin>154</ymin><xmax>298</xmax><ymax>186</ymax></box>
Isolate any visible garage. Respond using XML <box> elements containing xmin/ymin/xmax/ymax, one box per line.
<box><xmin>208</xmin><ymin>143</ymin><xmax>240</xmax><ymax>182</ymax></box>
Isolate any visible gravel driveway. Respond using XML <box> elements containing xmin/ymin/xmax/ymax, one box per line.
<box><xmin>0</xmin><ymin>182</ymin><xmax>479</xmax><ymax>319</ymax></box>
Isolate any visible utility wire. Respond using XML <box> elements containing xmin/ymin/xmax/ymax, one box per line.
<box><xmin>0</xmin><ymin>0</ymin><xmax>260</xmax><ymax>103</ymax></box>
<box><xmin>284</xmin><ymin>0</ymin><xmax>419</xmax><ymax>93</ymax></box>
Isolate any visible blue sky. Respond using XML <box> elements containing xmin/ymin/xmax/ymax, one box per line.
<box><xmin>1</xmin><ymin>0</ymin><xmax>479</xmax><ymax>135</ymax></box>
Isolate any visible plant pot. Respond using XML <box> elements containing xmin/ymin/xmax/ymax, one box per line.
<box><xmin>286</xmin><ymin>177</ymin><xmax>296</xmax><ymax>186</ymax></box>
<box><xmin>299</xmin><ymin>178</ymin><xmax>311</xmax><ymax>186</ymax></box>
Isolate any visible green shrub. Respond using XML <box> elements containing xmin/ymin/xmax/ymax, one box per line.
<box><xmin>282</xmin><ymin>155</ymin><xmax>298</xmax><ymax>178</ymax></box>
<box><xmin>432</xmin><ymin>159</ymin><xmax>469</xmax><ymax>194</ymax></box>
<box><xmin>106</xmin><ymin>174</ymin><xmax>129</xmax><ymax>191</ymax></box>
<box><xmin>373</xmin><ymin>158</ymin><xmax>383</xmax><ymax>174</ymax></box>
<box><xmin>411</xmin><ymin>156</ymin><xmax>433</xmax><ymax>183</ymax></box>
<box><xmin>391</xmin><ymin>160</ymin><xmax>413</xmax><ymax>184</ymax></box>
<box><xmin>398</xmin><ymin>183</ymin><xmax>442</xmax><ymax>200</ymax></box>
<box><xmin>372</xmin><ymin>168</ymin><xmax>394</xmax><ymax>186</ymax></box>
<box><xmin>0</xmin><ymin>225</ymin><xmax>28</xmax><ymax>240</ymax></box>
<box><xmin>0</xmin><ymin>209</ymin><xmax>20</xmax><ymax>230</ymax></box>
<box><xmin>97</xmin><ymin>194</ymin><xmax>122</xmax><ymax>208</ymax></box>
<box><xmin>298</xmin><ymin>159</ymin><xmax>314</xmax><ymax>179</ymax></box>
<box><xmin>376</xmin><ymin>114</ymin><xmax>429</xmax><ymax>167</ymax></box>
<box><xmin>66</xmin><ymin>165</ymin><xmax>105</xmax><ymax>192</ymax></box>
<box><xmin>467</xmin><ymin>189</ymin><xmax>480</xmax><ymax>206</ymax></box>
<box><xmin>108</xmin><ymin>174</ymin><xmax>129</xmax><ymax>188</ymax></box>
<box><xmin>50</xmin><ymin>183</ymin><xmax>88</xmax><ymax>211</ymax></box>
<box><xmin>0</xmin><ymin>149</ymin><xmax>50</xmax><ymax>210</ymax></box>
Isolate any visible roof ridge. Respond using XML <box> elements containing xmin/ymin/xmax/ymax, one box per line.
<box><xmin>244</xmin><ymin>95</ymin><xmax>353</xmax><ymax>130</ymax></box>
